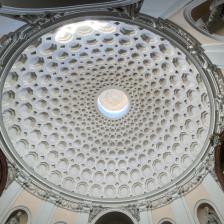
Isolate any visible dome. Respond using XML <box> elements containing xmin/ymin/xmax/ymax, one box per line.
<box><xmin>1</xmin><ymin>1</ymin><xmax>224</xmax><ymax>224</ymax></box>
<box><xmin>0</xmin><ymin>18</ymin><xmax>215</xmax><ymax>204</ymax></box>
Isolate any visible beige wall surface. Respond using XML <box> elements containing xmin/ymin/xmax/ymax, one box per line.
<box><xmin>51</xmin><ymin>207</ymin><xmax>78</xmax><ymax>224</ymax></box>
<box><xmin>151</xmin><ymin>204</ymin><xmax>175</xmax><ymax>224</ymax></box>
<box><xmin>184</xmin><ymin>183</ymin><xmax>210</xmax><ymax>217</ymax></box>
<box><xmin>12</xmin><ymin>190</ymin><xmax>42</xmax><ymax>221</ymax></box>
<box><xmin>10</xmin><ymin>189</ymin><xmax>79</xmax><ymax>224</ymax></box>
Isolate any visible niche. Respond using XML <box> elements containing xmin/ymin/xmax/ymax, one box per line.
<box><xmin>5</xmin><ymin>209</ymin><xmax>28</xmax><ymax>224</ymax></box>
<box><xmin>159</xmin><ymin>219</ymin><xmax>175</xmax><ymax>224</ymax></box>
<box><xmin>184</xmin><ymin>0</ymin><xmax>224</xmax><ymax>39</ymax></box>
<box><xmin>197</xmin><ymin>203</ymin><xmax>222</xmax><ymax>224</ymax></box>
<box><xmin>0</xmin><ymin>149</ymin><xmax>8</xmax><ymax>196</ymax></box>
<box><xmin>214</xmin><ymin>131</ymin><xmax>224</xmax><ymax>191</ymax></box>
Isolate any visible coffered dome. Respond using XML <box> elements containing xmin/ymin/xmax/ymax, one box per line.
<box><xmin>0</xmin><ymin>18</ymin><xmax>216</xmax><ymax>204</ymax></box>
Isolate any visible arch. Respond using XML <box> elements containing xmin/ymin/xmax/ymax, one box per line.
<box><xmin>54</xmin><ymin>222</ymin><xmax>67</xmax><ymax>224</ymax></box>
<box><xmin>158</xmin><ymin>218</ymin><xmax>176</xmax><ymax>224</ymax></box>
<box><xmin>0</xmin><ymin>148</ymin><xmax>8</xmax><ymax>196</ymax></box>
<box><xmin>90</xmin><ymin>209</ymin><xmax>138</xmax><ymax>224</ymax></box>
<box><xmin>184</xmin><ymin>0</ymin><xmax>224</xmax><ymax>41</ymax></box>
<box><xmin>214</xmin><ymin>131</ymin><xmax>224</xmax><ymax>190</ymax></box>
<box><xmin>194</xmin><ymin>199</ymin><xmax>224</xmax><ymax>224</ymax></box>
<box><xmin>3</xmin><ymin>206</ymin><xmax>31</xmax><ymax>224</ymax></box>
<box><xmin>95</xmin><ymin>212</ymin><xmax>133</xmax><ymax>224</ymax></box>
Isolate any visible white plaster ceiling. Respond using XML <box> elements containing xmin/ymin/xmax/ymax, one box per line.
<box><xmin>140</xmin><ymin>0</ymin><xmax>192</xmax><ymax>18</ymax></box>
<box><xmin>1</xmin><ymin>20</ymin><xmax>212</xmax><ymax>200</ymax></box>
<box><xmin>0</xmin><ymin>16</ymin><xmax>24</xmax><ymax>37</ymax></box>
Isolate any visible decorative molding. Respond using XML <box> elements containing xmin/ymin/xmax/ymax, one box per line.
<box><xmin>0</xmin><ymin>10</ymin><xmax>222</xmax><ymax>211</ymax></box>
<box><xmin>88</xmin><ymin>207</ymin><xmax>108</xmax><ymax>223</ymax></box>
<box><xmin>125</xmin><ymin>205</ymin><xmax>140</xmax><ymax>222</ymax></box>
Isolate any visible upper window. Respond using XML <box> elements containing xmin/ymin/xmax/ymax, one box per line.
<box><xmin>197</xmin><ymin>203</ymin><xmax>222</xmax><ymax>224</ymax></box>
<box><xmin>184</xmin><ymin>0</ymin><xmax>224</xmax><ymax>40</ymax></box>
<box><xmin>214</xmin><ymin>131</ymin><xmax>224</xmax><ymax>190</ymax></box>
<box><xmin>5</xmin><ymin>209</ymin><xmax>28</xmax><ymax>224</ymax></box>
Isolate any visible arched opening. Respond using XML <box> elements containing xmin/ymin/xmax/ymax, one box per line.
<box><xmin>159</xmin><ymin>219</ymin><xmax>175</xmax><ymax>224</ymax></box>
<box><xmin>184</xmin><ymin>0</ymin><xmax>224</xmax><ymax>40</ymax></box>
<box><xmin>95</xmin><ymin>212</ymin><xmax>134</xmax><ymax>224</ymax></box>
<box><xmin>197</xmin><ymin>203</ymin><xmax>222</xmax><ymax>224</ymax></box>
<box><xmin>0</xmin><ymin>149</ymin><xmax>8</xmax><ymax>196</ymax></box>
<box><xmin>214</xmin><ymin>131</ymin><xmax>224</xmax><ymax>191</ymax></box>
<box><xmin>191</xmin><ymin>0</ymin><xmax>224</xmax><ymax>35</ymax></box>
<box><xmin>5</xmin><ymin>209</ymin><xmax>28</xmax><ymax>224</ymax></box>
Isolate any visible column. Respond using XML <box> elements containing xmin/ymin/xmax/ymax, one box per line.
<box><xmin>139</xmin><ymin>204</ymin><xmax>152</xmax><ymax>224</ymax></box>
<box><xmin>171</xmin><ymin>197</ymin><xmax>196</xmax><ymax>224</ymax></box>
<box><xmin>0</xmin><ymin>181</ymin><xmax>23</xmax><ymax>223</ymax></box>
<box><xmin>33</xmin><ymin>201</ymin><xmax>56</xmax><ymax>224</ymax></box>
<box><xmin>75</xmin><ymin>204</ymin><xmax>91</xmax><ymax>224</ymax></box>
<box><xmin>203</xmin><ymin>173</ymin><xmax>224</xmax><ymax>221</ymax></box>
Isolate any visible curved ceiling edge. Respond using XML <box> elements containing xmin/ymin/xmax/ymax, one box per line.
<box><xmin>0</xmin><ymin>0</ymin><xmax>142</xmax><ymax>14</ymax></box>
